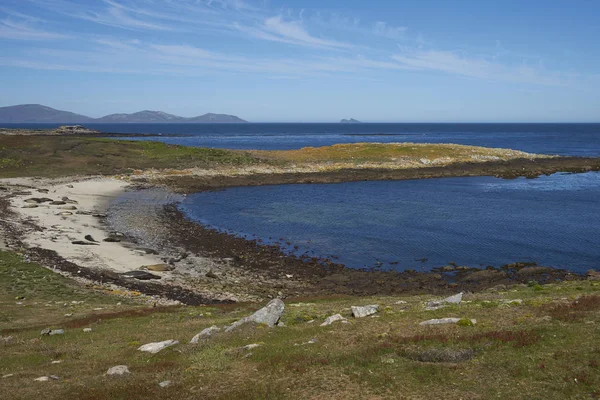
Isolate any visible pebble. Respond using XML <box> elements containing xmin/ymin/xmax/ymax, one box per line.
<box><xmin>34</xmin><ymin>376</ymin><xmax>50</xmax><ymax>382</ymax></box>
<box><xmin>51</xmin><ymin>361</ymin><xmax>62</xmax><ymax>364</ymax></box>
<box><xmin>83</xmin><ymin>328</ymin><xmax>92</xmax><ymax>333</ymax></box>
<box><xmin>159</xmin><ymin>380</ymin><xmax>171</xmax><ymax>388</ymax></box>
<box><xmin>2</xmin><ymin>374</ymin><xmax>14</xmax><ymax>379</ymax></box>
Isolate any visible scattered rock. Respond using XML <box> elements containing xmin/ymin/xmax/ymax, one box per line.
<box><xmin>37</xmin><ymin>189</ymin><xmax>50</xmax><ymax>193</ymax></box>
<box><xmin>34</xmin><ymin>376</ymin><xmax>50</xmax><ymax>382</ymax></box>
<box><xmin>62</xmin><ymin>197</ymin><xmax>78</xmax><ymax>204</ymax></box>
<box><xmin>57</xmin><ymin>212</ymin><xmax>73</xmax><ymax>216</ymax></box>
<box><xmin>84</xmin><ymin>235</ymin><xmax>98</xmax><ymax>243</ymax></box>
<box><xmin>136</xmin><ymin>247</ymin><xmax>159</xmax><ymax>255</ymax></box>
<box><xmin>143</xmin><ymin>264</ymin><xmax>175</xmax><ymax>272</ymax></box>
<box><xmin>83</xmin><ymin>328</ymin><xmax>92</xmax><ymax>333</ymax></box>
<box><xmin>138</xmin><ymin>340</ymin><xmax>178</xmax><ymax>354</ymax></box>
<box><xmin>2</xmin><ymin>374</ymin><xmax>14</xmax><ymax>379</ymax></box>
<box><xmin>225</xmin><ymin>299</ymin><xmax>285</xmax><ymax>332</ymax></box>
<box><xmin>419</xmin><ymin>318</ymin><xmax>476</xmax><ymax>326</ymax></box>
<box><xmin>103</xmin><ymin>237</ymin><xmax>121</xmax><ymax>243</ymax></box>
<box><xmin>205</xmin><ymin>269</ymin><xmax>218</xmax><ymax>279</ymax></box>
<box><xmin>320</xmin><ymin>314</ymin><xmax>347</xmax><ymax>326</ymax></box>
<box><xmin>71</xmin><ymin>241</ymin><xmax>99</xmax><ymax>246</ymax></box>
<box><xmin>395</xmin><ymin>300</ymin><xmax>408</xmax><ymax>305</ymax></box>
<box><xmin>22</xmin><ymin>204</ymin><xmax>39</xmax><ymax>208</ymax></box>
<box><xmin>351</xmin><ymin>305</ymin><xmax>379</xmax><ymax>318</ymax></box>
<box><xmin>51</xmin><ymin>360</ymin><xmax>62</xmax><ymax>364</ymax></box>
<box><xmin>159</xmin><ymin>380</ymin><xmax>171</xmax><ymax>388</ymax></box>
<box><xmin>59</xmin><ymin>205</ymin><xmax>77</xmax><ymax>210</ymax></box>
<box><xmin>41</xmin><ymin>328</ymin><xmax>64</xmax><ymax>336</ymax></box>
<box><xmin>500</xmin><ymin>299</ymin><xmax>523</xmax><ymax>305</ymax></box>
<box><xmin>121</xmin><ymin>270</ymin><xmax>161</xmax><ymax>280</ymax></box>
<box><xmin>190</xmin><ymin>326</ymin><xmax>220</xmax><ymax>343</ymax></box>
<box><xmin>240</xmin><ymin>343</ymin><xmax>261</xmax><ymax>351</ymax></box>
<box><xmin>426</xmin><ymin>293</ymin><xmax>463</xmax><ymax>309</ymax></box>
<box><xmin>587</xmin><ymin>270</ymin><xmax>600</xmax><ymax>281</ymax></box>
<box><xmin>424</xmin><ymin>305</ymin><xmax>446</xmax><ymax>311</ymax></box>
<box><xmin>106</xmin><ymin>365</ymin><xmax>130</xmax><ymax>376</ymax></box>
<box><xmin>50</xmin><ymin>201</ymin><xmax>66</xmax><ymax>205</ymax></box>
<box><xmin>25</xmin><ymin>197</ymin><xmax>53</xmax><ymax>204</ymax></box>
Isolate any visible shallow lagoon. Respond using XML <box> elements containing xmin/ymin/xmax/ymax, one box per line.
<box><xmin>180</xmin><ymin>172</ymin><xmax>600</xmax><ymax>273</ymax></box>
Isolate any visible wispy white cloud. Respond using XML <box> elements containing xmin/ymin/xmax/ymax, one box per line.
<box><xmin>0</xmin><ymin>18</ymin><xmax>70</xmax><ymax>40</ymax></box>
<box><xmin>373</xmin><ymin>21</ymin><xmax>407</xmax><ymax>39</ymax></box>
<box><xmin>234</xmin><ymin>15</ymin><xmax>352</xmax><ymax>49</ymax></box>
<box><xmin>392</xmin><ymin>48</ymin><xmax>569</xmax><ymax>86</ymax></box>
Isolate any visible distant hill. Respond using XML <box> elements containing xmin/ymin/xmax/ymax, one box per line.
<box><xmin>0</xmin><ymin>104</ymin><xmax>93</xmax><ymax>123</ymax></box>
<box><xmin>340</xmin><ymin>118</ymin><xmax>361</xmax><ymax>123</ymax></box>
<box><xmin>0</xmin><ymin>104</ymin><xmax>247</xmax><ymax>123</ymax></box>
<box><xmin>95</xmin><ymin>110</ymin><xmax>184</xmax><ymax>123</ymax></box>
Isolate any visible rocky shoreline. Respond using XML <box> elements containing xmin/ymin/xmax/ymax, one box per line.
<box><xmin>0</xmin><ymin>167</ymin><xmax>597</xmax><ymax>305</ymax></box>
<box><xmin>143</xmin><ymin>156</ymin><xmax>600</xmax><ymax>193</ymax></box>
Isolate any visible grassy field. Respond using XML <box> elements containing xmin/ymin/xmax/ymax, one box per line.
<box><xmin>0</xmin><ymin>136</ymin><xmax>260</xmax><ymax>178</ymax></box>
<box><xmin>251</xmin><ymin>142</ymin><xmax>539</xmax><ymax>165</ymax></box>
<box><xmin>0</xmin><ymin>136</ymin><xmax>545</xmax><ymax>179</ymax></box>
<box><xmin>1</xmin><ymin>250</ymin><xmax>599</xmax><ymax>399</ymax></box>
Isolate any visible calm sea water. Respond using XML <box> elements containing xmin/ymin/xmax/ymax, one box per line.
<box><xmin>7</xmin><ymin>122</ymin><xmax>600</xmax><ymax>155</ymax></box>
<box><xmin>12</xmin><ymin>122</ymin><xmax>599</xmax><ymax>272</ymax></box>
<box><xmin>180</xmin><ymin>172</ymin><xmax>600</xmax><ymax>273</ymax></box>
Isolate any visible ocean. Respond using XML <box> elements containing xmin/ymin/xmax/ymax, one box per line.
<box><xmin>8</xmin><ymin>122</ymin><xmax>600</xmax><ymax>156</ymax></box>
<box><xmin>12</xmin><ymin>122</ymin><xmax>600</xmax><ymax>272</ymax></box>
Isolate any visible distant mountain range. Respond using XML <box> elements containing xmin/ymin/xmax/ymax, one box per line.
<box><xmin>0</xmin><ymin>104</ymin><xmax>247</xmax><ymax>123</ymax></box>
<box><xmin>340</xmin><ymin>118</ymin><xmax>361</xmax><ymax>123</ymax></box>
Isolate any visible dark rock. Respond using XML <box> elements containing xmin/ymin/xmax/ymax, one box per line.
<box><xmin>37</xmin><ymin>189</ymin><xmax>49</xmax><ymax>193</ymax></box>
<box><xmin>121</xmin><ymin>270</ymin><xmax>161</xmax><ymax>280</ymax></box>
<box><xmin>71</xmin><ymin>241</ymin><xmax>99</xmax><ymax>246</ymax></box>
<box><xmin>25</xmin><ymin>197</ymin><xmax>53</xmax><ymax>204</ymax></box>
<box><xmin>103</xmin><ymin>237</ymin><xmax>121</xmax><ymax>243</ymax></box>
<box><xmin>50</xmin><ymin>201</ymin><xmax>66</xmax><ymax>205</ymax></box>
<box><xmin>205</xmin><ymin>269</ymin><xmax>218</xmax><ymax>279</ymax></box>
<box><xmin>84</xmin><ymin>235</ymin><xmax>98</xmax><ymax>243</ymax></box>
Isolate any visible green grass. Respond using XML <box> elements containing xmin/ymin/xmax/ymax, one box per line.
<box><xmin>0</xmin><ymin>136</ymin><xmax>545</xmax><ymax>179</ymax></box>
<box><xmin>1</xmin><ymin>250</ymin><xmax>599</xmax><ymax>399</ymax></box>
<box><xmin>0</xmin><ymin>136</ymin><xmax>260</xmax><ymax>178</ymax></box>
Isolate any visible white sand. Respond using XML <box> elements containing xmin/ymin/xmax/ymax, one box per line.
<box><xmin>2</xmin><ymin>177</ymin><xmax>165</xmax><ymax>273</ymax></box>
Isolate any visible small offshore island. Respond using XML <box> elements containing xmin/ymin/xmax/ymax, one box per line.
<box><xmin>1</xmin><ymin>127</ymin><xmax>599</xmax><ymax>399</ymax></box>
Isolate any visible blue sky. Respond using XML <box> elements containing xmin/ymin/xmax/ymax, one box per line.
<box><xmin>0</xmin><ymin>0</ymin><xmax>599</xmax><ymax>122</ymax></box>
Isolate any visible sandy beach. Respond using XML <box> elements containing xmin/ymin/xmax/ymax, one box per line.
<box><xmin>1</xmin><ymin>176</ymin><xmax>172</xmax><ymax>274</ymax></box>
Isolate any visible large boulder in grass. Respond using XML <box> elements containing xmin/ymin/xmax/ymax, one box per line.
<box><xmin>225</xmin><ymin>299</ymin><xmax>285</xmax><ymax>332</ymax></box>
<box><xmin>351</xmin><ymin>305</ymin><xmax>379</xmax><ymax>318</ymax></box>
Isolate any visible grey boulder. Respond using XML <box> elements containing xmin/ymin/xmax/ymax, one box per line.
<box><xmin>138</xmin><ymin>340</ymin><xmax>179</xmax><ymax>354</ymax></box>
<box><xmin>225</xmin><ymin>299</ymin><xmax>284</xmax><ymax>332</ymax></box>
<box><xmin>106</xmin><ymin>365</ymin><xmax>130</xmax><ymax>376</ymax></box>
<box><xmin>351</xmin><ymin>305</ymin><xmax>379</xmax><ymax>318</ymax></box>
<box><xmin>419</xmin><ymin>318</ymin><xmax>476</xmax><ymax>326</ymax></box>
<box><xmin>190</xmin><ymin>326</ymin><xmax>220</xmax><ymax>343</ymax></box>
